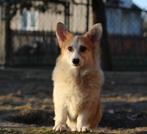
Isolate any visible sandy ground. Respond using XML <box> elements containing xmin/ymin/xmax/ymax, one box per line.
<box><xmin>0</xmin><ymin>68</ymin><xmax>147</xmax><ymax>134</ymax></box>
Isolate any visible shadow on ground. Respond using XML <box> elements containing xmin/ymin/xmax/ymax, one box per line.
<box><xmin>100</xmin><ymin>101</ymin><xmax>147</xmax><ymax>129</ymax></box>
<box><xmin>4</xmin><ymin>110</ymin><xmax>54</xmax><ymax>126</ymax></box>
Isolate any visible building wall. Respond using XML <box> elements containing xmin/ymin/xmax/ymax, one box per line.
<box><xmin>11</xmin><ymin>3</ymin><xmax>142</xmax><ymax>36</ymax></box>
<box><xmin>106</xmin><ymin>7</ymin><xmax>142</xmax><ymax>35</ymax></box>
<box><xmin>11</xmin><ymin>5</ymin><xmax>64</xmax><ymax>32</ymax></box>
<box><xmin>11</xmin><ymin>0</ymin><xmax>92</xmax><ymax>33</ymax></box>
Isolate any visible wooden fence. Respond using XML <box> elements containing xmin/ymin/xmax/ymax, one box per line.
<box><xmin>109</xmin><ymin>35</ymin><xmax>147</xmax><ymax>71</ymax></box>
<box><xmin>9</xmin><ymin>30</ymin><xmax>59</xmax><ymax>67</ymax></box>
<box><xmin>9</xmin><ymin>31</ymin><xmax>147</xmax><ymax>71</ymax></box>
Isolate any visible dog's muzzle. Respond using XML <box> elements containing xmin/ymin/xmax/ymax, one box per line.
<box><xmin>72</xmin><ymin>58</ymin><xmax>80</xmax><ymax>66</ymax></box>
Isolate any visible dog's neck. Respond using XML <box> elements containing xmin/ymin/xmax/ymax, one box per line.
<box><xmin>63</xmin><ymin>62</ymin><xmax>99</xmax><ymax>79</ymax></box>
<box><xmin>53</xmin><ymin>57</ymin><xmax>103</xmax><ymax>86</ymax></box>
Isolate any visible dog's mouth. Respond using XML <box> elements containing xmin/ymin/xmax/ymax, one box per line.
<box><xmin>73</xmin><ymin>63</ymin><xmax>80</xmax><ymax>67</ymax></box>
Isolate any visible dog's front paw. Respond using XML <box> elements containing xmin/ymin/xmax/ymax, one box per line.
<box><xmin>77</xmin><ymin>126</ymin><xmax>91</xmax><ymax>132</ymax></box>
<box><xmin>53</xmin><ymin>123</ymin><xmax>68</xmax><ymax>132</ymax></box>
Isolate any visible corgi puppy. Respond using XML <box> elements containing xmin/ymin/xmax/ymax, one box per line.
<box><xmin>52</xmin><ymin>22</ymin><xmax>104</xmax><ymax>132</ymax></box>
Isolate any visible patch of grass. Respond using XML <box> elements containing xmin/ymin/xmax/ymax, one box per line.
<box><xmin>0</xmin><ymin>127</ymin><xmax>98</xmax><ymax>134</ymax></box>
<box><xmin>0</xmin><ymin>127</ymin><xmax>135</xmax><ymax>134</ymax></box>
<box><xmin>0</xmin><ymin>128</ymin><xmax>51</xmax><ymax>134</ymax></box>
<box><xmin>0</xmin><ymin>128</ymin><xmax>22</xmax><ymax>134</ymax></box>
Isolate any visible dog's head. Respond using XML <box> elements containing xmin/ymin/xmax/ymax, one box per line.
<box><xmin>56</xmin><ymin>22</ymin><xmax>102</xmax><ymax>68</ymax></box>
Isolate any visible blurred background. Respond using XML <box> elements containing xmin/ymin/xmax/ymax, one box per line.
<box><xmin>0</xmin><ymin>0</ymin><xmax>147</xmax><ymax>71</ymax></box>
<box><xmin>0</xmin><ymin>0</ymin><xmax>147</xmax><ymax>133</ymax></box>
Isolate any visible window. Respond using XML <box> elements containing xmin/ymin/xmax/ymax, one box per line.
<box><xmin>21</xmin><ymin>8</ymin><xmax>38</xmax><ymax>31</ymax></box>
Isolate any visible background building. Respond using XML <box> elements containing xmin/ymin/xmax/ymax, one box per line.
<box><xmin>0</xmin><ymin>0</ymin><xmax>147</xmax><ymax>70</ymax></box>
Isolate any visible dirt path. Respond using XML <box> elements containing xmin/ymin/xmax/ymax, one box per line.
<box><xmin>0</xmin><ymin>68</ymin><xmax>147</xmax><ymax>134</ymax></box>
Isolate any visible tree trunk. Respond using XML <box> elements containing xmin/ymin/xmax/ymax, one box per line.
<box><xmin>0</xmin><ymin>18</ymin><xmax>6</xmax><ymax>66</ymax></box>
<box><xmin>4</xmin><ymin>4</ymin><xmax>12</xmax><ymax>66</ymax></box>
<box><xmin>92</xmin><ymin>0</ymin><xmax>112</xmax><ymax>70</ymax></box>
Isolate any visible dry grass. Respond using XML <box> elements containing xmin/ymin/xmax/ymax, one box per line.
<box><xmin>0</xmin><ymin>69</ymin><xmax>147</xmax><ymax>134</ymax></box>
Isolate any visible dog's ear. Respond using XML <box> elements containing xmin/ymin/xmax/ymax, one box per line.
<box><xmin>86</xmin><ymin>23</ymin><xmax>102</xmax><ymax>44</ymax></box>
<box><xmin>56</xmin><ymin>22</ymin><xmax>68</xmax><ymax>42</ymax></box>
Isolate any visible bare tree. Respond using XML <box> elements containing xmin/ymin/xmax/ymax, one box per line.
<box><xmin>92</xmin><ymin>0</ymin><xmax>112</xmax><ymax>70</ymax></box>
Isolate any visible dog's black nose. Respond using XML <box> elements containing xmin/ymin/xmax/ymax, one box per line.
<box><xmin>72</xmin><ymin>58</ymin><xmax>80</xmax><ymax>65</ymax></box>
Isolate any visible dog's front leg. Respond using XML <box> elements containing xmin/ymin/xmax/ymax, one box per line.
<box><xmin>53</xmin><ymin>103</ymin><xmax>68</xmax><ymax>131</ymax></box>
<box><xmin>77</xmin><ymin>111</ymin><xmax>91</xmax><ymax>132</ymax></box>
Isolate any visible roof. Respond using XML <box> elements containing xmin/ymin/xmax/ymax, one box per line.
<box><xmin>105</xmin><ymin>0</ymin><xmax>147</xmax><ymax>11</ymax></box>
<box><xmin>132</xmin><ymin>0</ymin><xmax>147</xmax><ymax>11</ymax></box>
<box><xmin>119</xmin><ymin>0</ymin><xmax>133</xmax><ymax>8</ymax></box>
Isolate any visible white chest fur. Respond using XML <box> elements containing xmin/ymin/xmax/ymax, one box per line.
<box><xmin>53</xmin><ymin>63</ymin><xmax>102</xmax><ymax>120</ymax></box>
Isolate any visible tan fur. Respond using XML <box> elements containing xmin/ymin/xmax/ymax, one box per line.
<box><xmin>52</xmin><ymin>22</ymin><xmax>104</xmax><ymax>132</ymax></box>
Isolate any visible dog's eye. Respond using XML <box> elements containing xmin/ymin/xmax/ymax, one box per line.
<box><xmin>80</xmin><ymin>46</ymin><xmax>87</xmax><ymax>52</ymax></box>
<box><xmin>68</xmin><ymin>46</ymin><xmax>73</xmax><ymax>52</ymax></box>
